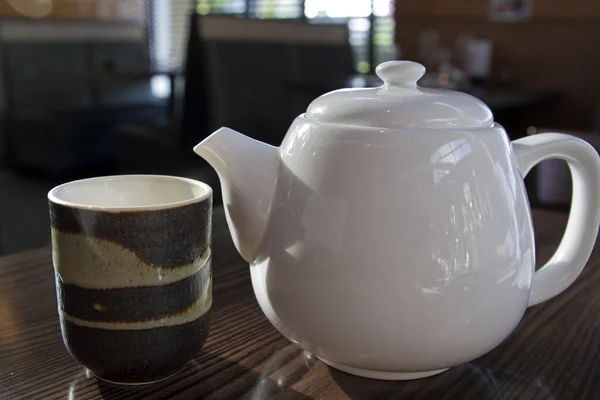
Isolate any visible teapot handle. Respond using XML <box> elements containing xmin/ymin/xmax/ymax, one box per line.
<box><xmin>511</xmin><ymin>133</ymin><xmax>600</xmax><ymax>307</ymax></box>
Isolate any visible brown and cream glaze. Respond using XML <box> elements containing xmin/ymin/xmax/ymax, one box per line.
<box><xmin>50</xmin><ymin>197</ymin><xmax>212</xmax><ymax>384</ymax></box>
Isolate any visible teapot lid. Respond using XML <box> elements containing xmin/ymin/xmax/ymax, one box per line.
<box><xmin>305</xmin><ymin>61</ymin><xmax>494</xmax><ymax>129</ymax></box>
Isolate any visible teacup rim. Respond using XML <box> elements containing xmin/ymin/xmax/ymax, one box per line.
<box><xmin>47</xmin><ymin>174</ymin><xmax>213</xmax><ymax>212</ymax></box>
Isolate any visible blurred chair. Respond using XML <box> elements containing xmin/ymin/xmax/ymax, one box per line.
<box><xmin>2</xmin><ymin>41</ymin><xmax>103</xmax><ymax>176</ymax></box>
<box><xmin>181</xmin><ymin>14</ymin><xmax>353</xmax><ymax>147</ymax></box>
<box><xmin>0</xmin><ymin>20</ymin><xmax>155</xmax><ymax>178</ymax></box>
<box><xmin>88</xmin><ymin>41</ymin><xmax>157</xmax><ymax>110</ymax></box>
<box><xmin>113</xmin><ymin>71</ymin><xmax>187</xmax><ymax>173</ymax></box>
<box><xmin>114</xmin><ymin>14</ymin><xmax>352</xmax><ymax>206</ymax></box>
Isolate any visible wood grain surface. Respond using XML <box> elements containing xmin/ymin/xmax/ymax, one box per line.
<box><xmin>1</xmin><ymin>207</ymin><xmax>599</xmax><ymax>399</ymax></box>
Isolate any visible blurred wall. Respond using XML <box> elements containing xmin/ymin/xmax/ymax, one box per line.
<box><xmin>395</xmin><ymin>0</ymin><xmax>600</xmax><ymax>130</ymax></box>
<box><xmin>0</xmin><ymin>0</ymin><xmax>145</xmax><ymax>22</ymax></box>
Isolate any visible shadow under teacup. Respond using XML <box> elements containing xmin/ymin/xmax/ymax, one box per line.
<box><xmin>48</xmin><ymin>175</ymin><xmax>213</xmax><ymax>385</ymax></box>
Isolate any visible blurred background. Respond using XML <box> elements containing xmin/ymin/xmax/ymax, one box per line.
<box><xmin>0</xmin><ymin>0</ymin><xmax>598</xmax><ymax>255</ymax></box>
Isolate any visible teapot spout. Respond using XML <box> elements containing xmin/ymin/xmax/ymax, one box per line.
<box><xmin>194</xmin><ymin>127</ymin><xmax>279</xmax><ymax>262</ymax></box>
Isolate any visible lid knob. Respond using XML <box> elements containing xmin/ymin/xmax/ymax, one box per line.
<box><xmin>375</xmin><ymin>61</ymin><xmax>426</xmax><ymax>88</ymax></box>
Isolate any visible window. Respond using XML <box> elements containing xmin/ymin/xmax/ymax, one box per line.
<box><xmin>197</xmin><ymin>0</ymin><xmax>304</xmax><ymax>19</ymax></box>
<box><xmin>148</xmin><ymin>0</ymin><xmax>196</xmax><ymax>98</ymax></box>
<box><xmin>148</xmin><ymin>0</ymin><xmax>396</xmax><ymax>76</ymax></box>
<box><xmin>304</xmin><ymin>0</ymin><xmax>396</xmax><ymax>73</ymax></box>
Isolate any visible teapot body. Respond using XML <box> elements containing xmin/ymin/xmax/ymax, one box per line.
<box><xmin>194</xmin><ymin>61</ymin><xmax>600</xmax><ymax>379</ymax></box>
<box><xmin>250</xmin><ymin>117</ymin><xmax>535</xmax><ymax>376</ymax></box>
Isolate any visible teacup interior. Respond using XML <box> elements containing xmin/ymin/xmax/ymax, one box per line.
<box><xmin>48</xmin><ymin>175</ymin><xmax>211</xmax><ymax>210</ymax></box>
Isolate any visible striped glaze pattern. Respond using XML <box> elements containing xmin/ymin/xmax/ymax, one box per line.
<box><xmin>48</xmin><ymin>198</ymin><xmax>212</xmax><ymax>384</ymax></box>
<box><xmin>2</xmin><ymin>209</ymin><xmax>600</xmax><ymax>399</ymax></box>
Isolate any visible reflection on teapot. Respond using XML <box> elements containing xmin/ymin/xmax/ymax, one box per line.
<box><xmin>194</xmin><ymin>61</ymin><xmax>600</xmax><ymax>380</ymax></box>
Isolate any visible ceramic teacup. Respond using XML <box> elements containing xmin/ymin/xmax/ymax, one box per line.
<box><xmin>48</xmin><ymin>175</ymin><xmax>213</xmax><ymax>385</ymax></box>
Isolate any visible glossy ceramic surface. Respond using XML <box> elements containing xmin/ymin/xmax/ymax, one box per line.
<box><xmin>252</xmin><ymin>121</ymin><xmax>536</xmax><ymax>375</ymax></box>
<box><xmin>193</xmin><ymin>61</ymin><xmax>600</xmax><ymax>379</ymax></box>
<box><xmin>48</xmin><ymin>175</ymin><xmax>213</xmax><ymax>384</ymax></box>
<box><xmin>305</xmin><ymin>61</ymin><xmax>494</xmax><ymax>129</ymax></box>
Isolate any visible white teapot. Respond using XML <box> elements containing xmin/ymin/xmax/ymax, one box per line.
<box><xmin>193</xmin><ymin>61</ymin><xmax>600</xmax><ymax>380</ymax></box>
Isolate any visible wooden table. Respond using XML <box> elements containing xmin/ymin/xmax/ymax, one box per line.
<box><xmin>1</xmin><ymin>208</ymin><xmax>599</xmax><ymax>399</ymax></box>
